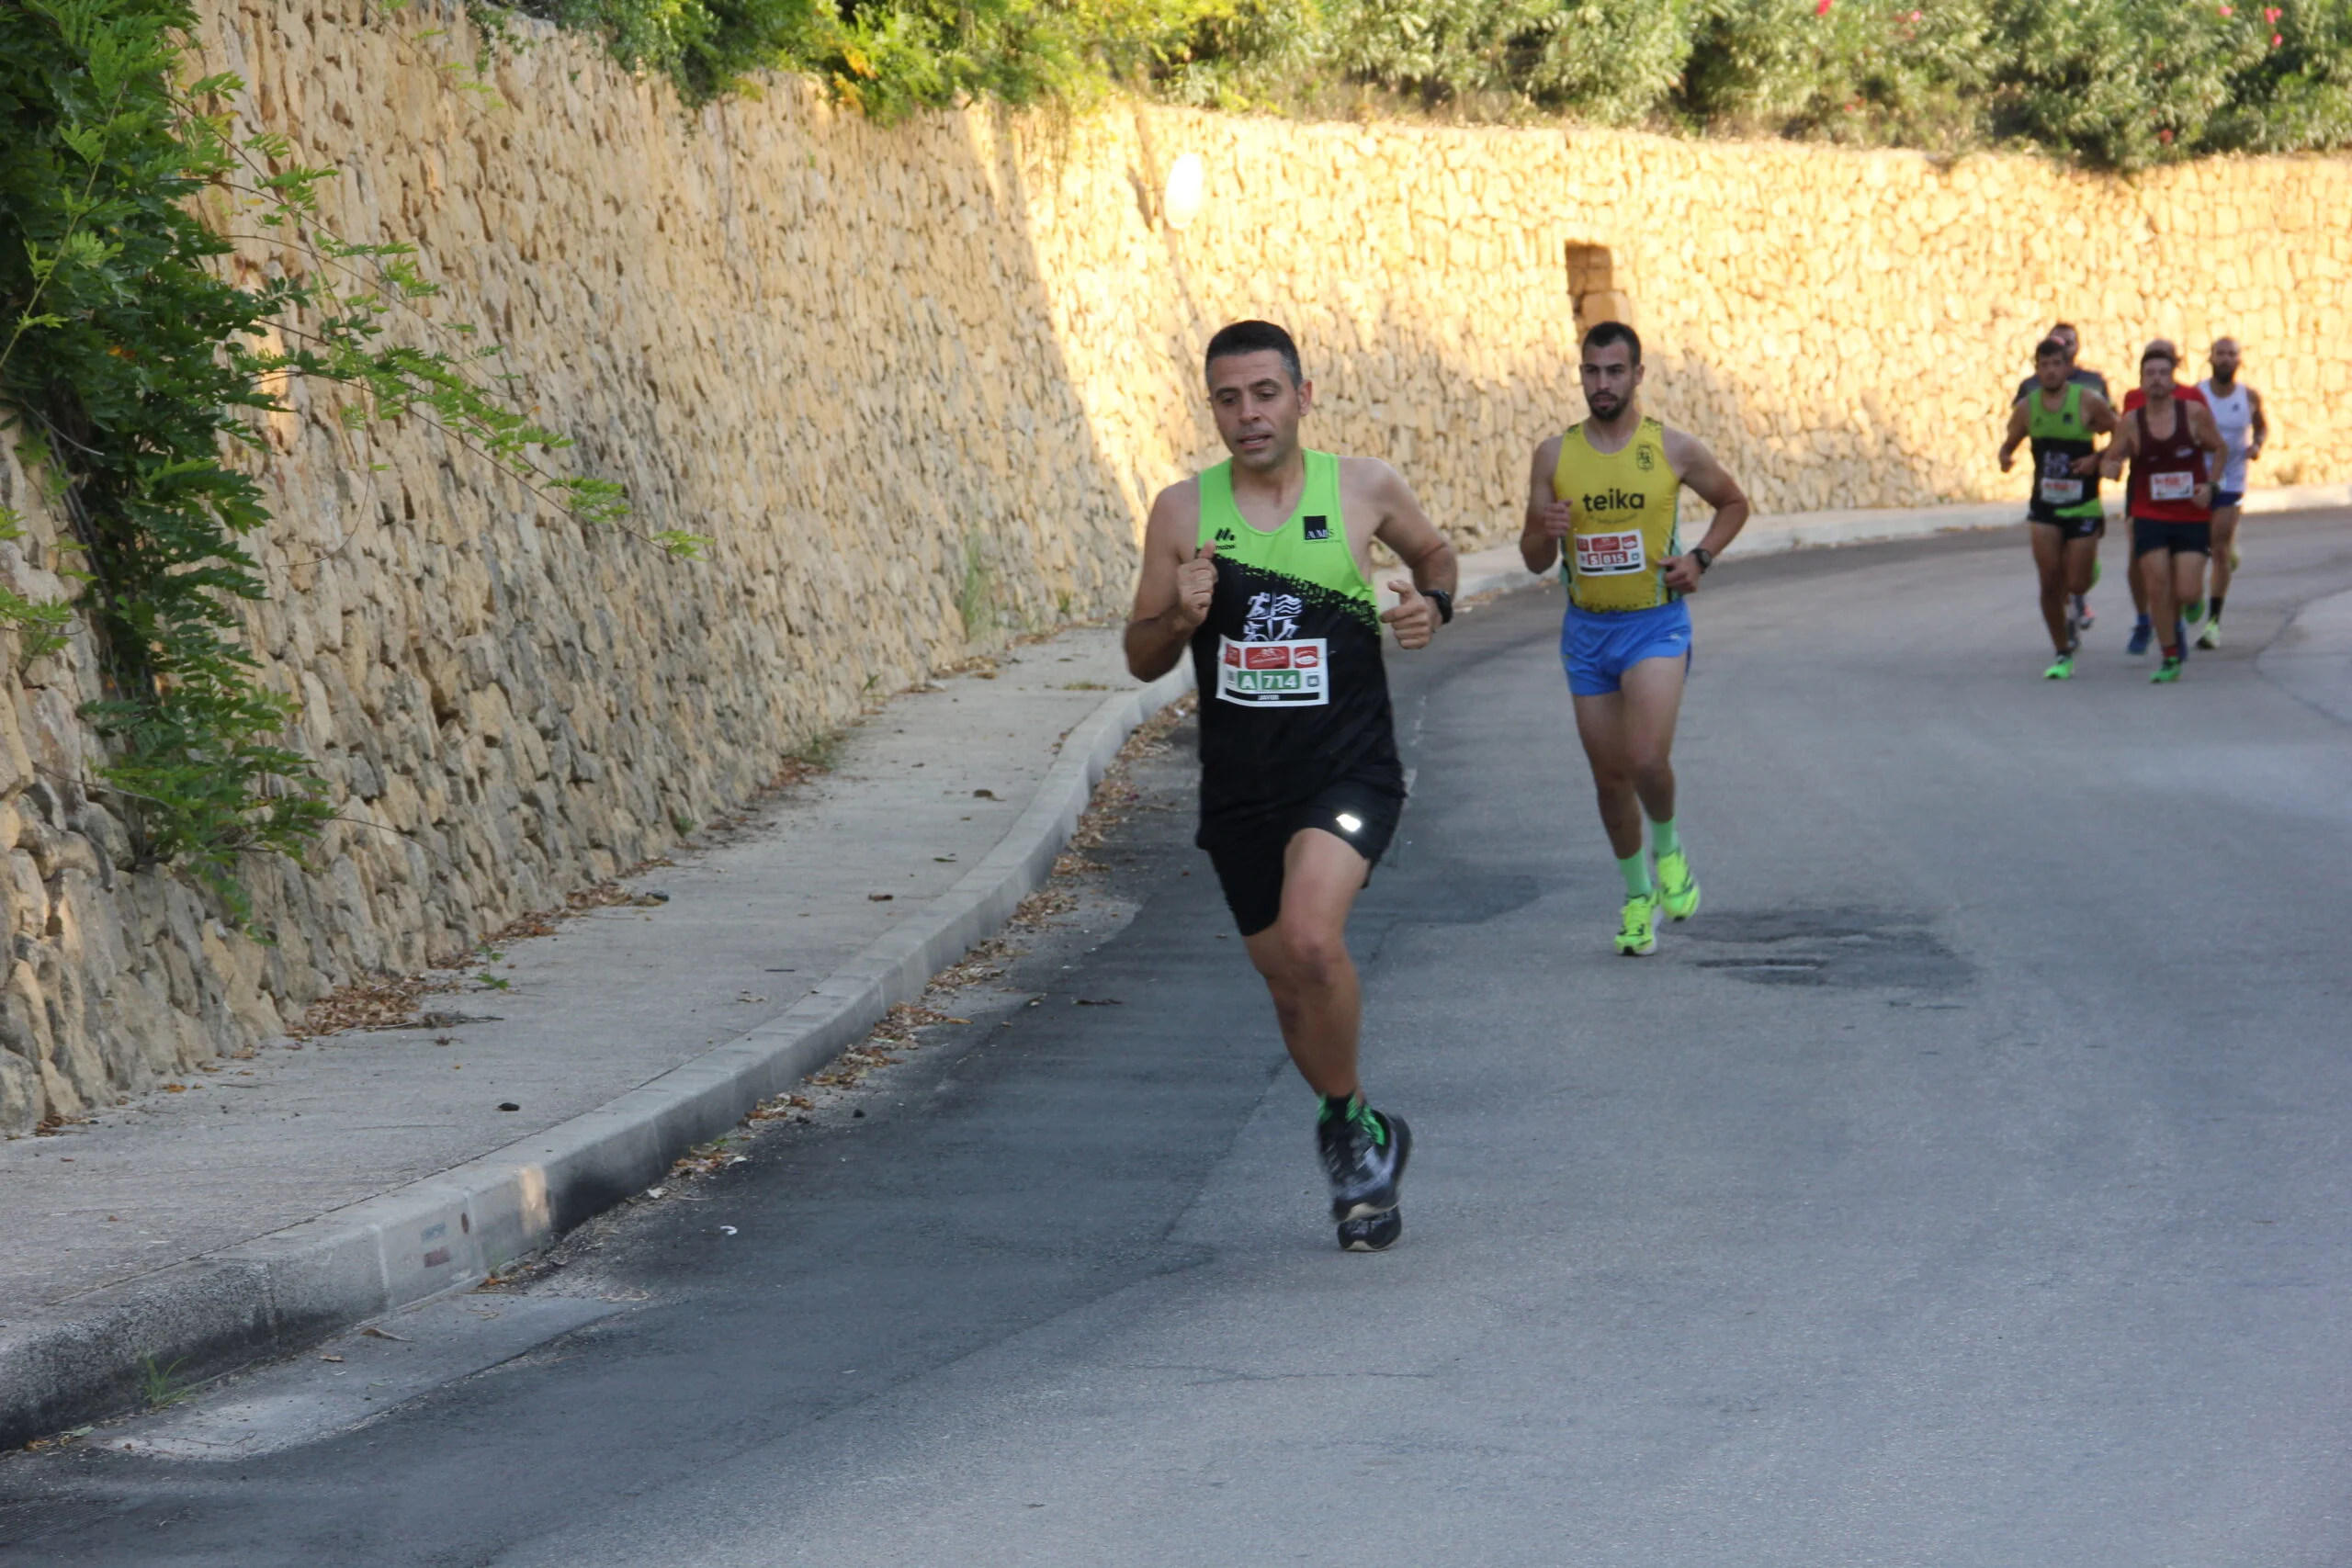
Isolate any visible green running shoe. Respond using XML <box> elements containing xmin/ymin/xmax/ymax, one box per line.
<box><xmin>1614</xmin><ymin>892</ymin><xmax>1661</xmax><ymax>956</ymax></box>
<box><xmin>1657</xmin><ymin>848</ymin><xmax>1701</xmax><ymax>921</ymax></box>
<box><xmin>2043</xmin><ymin>653</ymin><xmax>2075</xmax><ymax>681</ymax></box>
<box><xmin>2184</xmin><ymin>598</ymin><xmax>2205</xmax><ymax>626</ymax></box>
<box><xmin>2196</xmin><ymin>615</ymin><xmax>2221</xmax><ymax>650</ymax></box>
<box><xmin>2151</xmin><ymin>656</ymin><xmax>2183</xmax><ymax>684</ymax></box>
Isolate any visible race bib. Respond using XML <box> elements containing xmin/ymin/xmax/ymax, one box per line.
<box><xmin>1573</xmin><ymin>530</ymin><xmax>1647</xmax><ymax>576</ymax></box>
<box><xmin>1216</xmin><ymin>635</ymin><xmax>1329</xmax><ymax>707</ymax></box>
<box><xmin>2039</xmin><ymin>476</ymin><xmax>2085</xmax><ymax>505</ymax></box>
<box><xmin>2151</xmin><ymin>470</ymin><xmax>2196</xmax><ymax>502</ymax></box>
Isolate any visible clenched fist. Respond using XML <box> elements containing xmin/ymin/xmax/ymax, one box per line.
<box><xmin>1173</xmin><ymin>543</ymin><xmax>1217</xmax><ymax>630</ymax></box>
<box><xmin>1382</xmin><ymin>580</ymin><xmax>1436</xmax><ymax>649</ymax></box>
<box><xmin>1533</xmin><ymin>498</ymin><xmax>1577</xmax><ymax>539</ymax></box>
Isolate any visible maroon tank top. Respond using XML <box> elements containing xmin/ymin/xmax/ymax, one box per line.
<box><xmin>2129</xmin><ymin>400</ymin><xmax>2210</xmax><ymax>523</ymax></box>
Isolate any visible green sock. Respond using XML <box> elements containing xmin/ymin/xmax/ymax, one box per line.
<box><xmin>1318</xmin><ymin>1092</ymin><xmax>1362</xmax><ymax>1124</ymax></box>
<box><xmin>2185</xmin><ymin>598</ymin><xmax>2205</xmax><ymax>624</ymax></box>
<box><xmin>1618</xmin><ymin>852</ymin><xmax>1653</xmax><ymax>897</ymax></box>
<box><xmin>1651</xmin><ymin>817</ymin><xmax>1681</xmax><ymax>858</ymax></box>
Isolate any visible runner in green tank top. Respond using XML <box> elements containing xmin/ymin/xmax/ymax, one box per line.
<box><xmin>2001</xmin><ymin>335</ymin><xmax>2118</xmax><ymax>680</ymax></box>
<box><xmin>1126</xmin><ymin>321</ymin><xmax>1457</xmax><ymax>1252</ymax></box>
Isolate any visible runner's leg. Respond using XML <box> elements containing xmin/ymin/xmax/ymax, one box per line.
<box><xmin>2210</xmin><ymin>503</ymin><xmax>2241</xmax><ymax>606</ymax></box>
<box><xmin>2065</xmin><ymin>533</ymin><xmax>2098</xmax><ymax>604</ymax></box>
<box><xmin>1616</xmin><ymin>655</ymin><xmax>1687</xmax><ymax>829</ymax></box>
<box><xmin>1573</xmin><ymin>690</ymin><xmax>1646</xmax><ymax>862</ymax></box>
<box><xmin>2032</xmin><ymin>525</ymin><xmax>2072</xmax><ymax>654</ymax></box>
<box><xmin>2142</xmin><ymin>543</ymin><xmax>2182</xmax><ymax>664</ymax></box>
<box><xmin>1242</xmin><ymin>827</ymin><xmax>1369</xmax><ymax>1099</ymax></box>
<box><xmin>2170</xmin><ymin>547</ymin><xmax>2207</xmax><ymax>639</ymax></box>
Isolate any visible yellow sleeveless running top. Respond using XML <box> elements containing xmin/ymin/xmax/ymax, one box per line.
<box><xmin>1550</xmin><ymin>417</ymin><xmax>1680</xmax><ymax>613</ymax></box>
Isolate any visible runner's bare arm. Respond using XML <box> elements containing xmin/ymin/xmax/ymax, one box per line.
<box><xmin>1659</xmin><ymin>427</ymin><xmax>1751</xmax><ymax>594</ymax></box>
<box><xmin>1125</xmin><ymin>481</ymin><xmax>1215</xmax><ymax>682</ymax></box>
<box><xmin>2073</xmin><ymin>390</ymin><xmax>2120</xmax><ymax>472</ymax></box>
<box><xmin>2100</xmin><ymin>416</ymin><xmax>2138</xmax><ymax>480</ymax></box>
<box><xmin>1998</xmin><ymin>399</ymin><xmax>2032</xmax><ymax>472</ymax></box>
<box><xmin>1352</xmin><ymin>457</ymin><xmax>1454</xmax><ymax>652</ymax></box>
<box><xmin>1520</xmin><ymin>434</ymin><xmax>1569</xmax><ymax>575</ymax></box>
<box><xmin>2188</xmin><ymin>402</ymin><xmax>2229</xmax><ymax>507</ymax></box>
<box><xmin>2248</xmin><ymin>385</ymin><xmax>2268</xmax><ymax>460</ymax></box>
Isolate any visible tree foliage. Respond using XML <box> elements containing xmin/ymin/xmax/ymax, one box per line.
<box><xmin>1</xmin><ymin>0</ymin><xmax>660</xmax><ymax>922</ymax></box>
<box><xmin>543</xmin><ymin>0</ymin><xmax>2352</xmax><ymax>166</ymax></box>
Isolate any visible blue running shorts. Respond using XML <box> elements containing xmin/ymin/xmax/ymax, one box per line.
<box><xmin>1559</xmin><ymin>600</ymin><xmax>1693</xmax><ymax>697</ymax></box>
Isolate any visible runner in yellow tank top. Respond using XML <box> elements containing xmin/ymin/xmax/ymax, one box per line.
<box><xmin>1550</xmin><ymin>413</ymin><xmax>1683</xmax><ymax>613</ymax></box>
<box><xmin>1520</xmin><ymin>321</ymin><xmax>1751</xmax><ymax>957</ymax></box>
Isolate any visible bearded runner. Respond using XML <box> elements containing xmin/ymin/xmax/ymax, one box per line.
<box><xmin>1521</xmin><ymin>321</ymin><xmax>1750</xmax><ymax>957</ymax></box>
<box><xmin>2195</xmin><ymin>337</ymin><xmax>2268</xmax><ymax>649</ymax></box>
<box><xmin>2105</xmin><ymin>342</ymin><xmax>2230</xmax><ymax>684</ymax></box>
<box><xmin>2001</xmin><ymin>334</ymin><xmax>2118</xmax><ymax>680</ymax></box>
<box><xmin>1125</xmin><ymin>319</ymin><xmax>1456</xmax><ymax>1252</ymax></box>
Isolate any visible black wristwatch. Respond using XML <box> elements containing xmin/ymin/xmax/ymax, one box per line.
<box><xmin>1424</xmin><ymin>587</ymin><xmax>1454</xmax><ymax>625</ymax></box>
<box><xmin>1690</xmin><ymin>547</ymin><xmax>1713</xmax><ymax>575</ymax></box>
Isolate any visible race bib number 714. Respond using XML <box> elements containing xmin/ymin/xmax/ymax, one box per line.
<box><xmin>1216</xmin><ymin>636</ymin><xmax>1329</xmax><ymax>706</ymax></box>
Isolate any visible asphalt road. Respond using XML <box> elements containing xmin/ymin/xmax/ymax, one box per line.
<box><xmin>7</xmin><ymin>513</ymin><xmax>2352</xmax><ymax>1566</ymax></box>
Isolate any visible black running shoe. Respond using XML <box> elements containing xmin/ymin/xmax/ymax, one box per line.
<box><xmin>1317</xmin><ymin>1102</ymin><xmax>1411</xmax><ymax>1223</ymax></box>
<box><xmin>1338</xmin><ymin>1205</ymin><xmax>1402</xmax><ymax>1252</ymax></box>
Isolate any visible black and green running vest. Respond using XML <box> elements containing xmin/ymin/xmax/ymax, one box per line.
<box><xmin>2026</xmin><ymin>382</ymin><xmax>2103</xmax><ymax>523</ymax></box>
<box><xmin>1188</xmin><ymin>449</ymin><xmax>1402</xmax><ymax>832</ymax></box>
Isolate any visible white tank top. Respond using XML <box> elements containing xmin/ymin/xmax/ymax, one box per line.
<box><xmin>2199</xmin><ymin>378</ymin><xmax>2253</xmax><ymax>491</ymax></box>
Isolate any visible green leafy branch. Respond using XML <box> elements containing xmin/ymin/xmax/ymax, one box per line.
<box><xmin>0</xmin><ymin>0</ymin><xmax>681</xmax><ymax>927</ymax></box>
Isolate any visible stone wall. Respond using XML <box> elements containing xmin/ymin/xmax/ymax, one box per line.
<box><xmin>3</xmin><ymin>0</ymin><xmax>2347</xmax><ymax>1132</ymax></box>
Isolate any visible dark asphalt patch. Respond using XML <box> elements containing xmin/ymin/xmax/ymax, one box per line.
<box><xmin>1686</xmin><ymin>908</ymin><xmax>1973</xmax><ymax>994</ymax></box>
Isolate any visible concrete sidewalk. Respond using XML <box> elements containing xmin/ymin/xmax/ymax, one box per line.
<box><xmin>3</xmin><ymin>483</ymin><xmax>2332</xmax><ymax>1448</ymax></box>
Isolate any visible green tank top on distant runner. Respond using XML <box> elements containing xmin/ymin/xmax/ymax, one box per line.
<box><xmin>2026</xmin><ymin>382</ymin><xmax>2103</xmax><ymax>522</ymax></box>
<box><xmin>1187</xmin><ymin>449</ymin><xmax>1399</xmax><ymax>829</ymax></box>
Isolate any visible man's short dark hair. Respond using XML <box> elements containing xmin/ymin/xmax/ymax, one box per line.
<box><xmin>1581</xmin><ymin>321</ymin><xmax>1641</xmax><ymax>366</ymax></box>
<box><xmin>1205</xmin><ymin>321</ymin><xmax>1303</xmax><ymax>386</ymax></box>
<box><xmin>2142</xmin><ymin>344</ymin><xmax>2177</xmax><ymax>367</ymax></box>
<box><xmin>2035</xmin><ymin>336</ymin><xmax>2070</xmax><ymax>360</ymax></box>
<box><xmin>2051</xmin><ymin>321</ymin><xmax>2079</xmax><ymax>339</ymax></box>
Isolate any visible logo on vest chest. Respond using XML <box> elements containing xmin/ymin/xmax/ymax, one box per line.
<box><xmin>1580</xmin><ymin>488</ymin><xmax>1649</xmax><ymax>513</ymax></box>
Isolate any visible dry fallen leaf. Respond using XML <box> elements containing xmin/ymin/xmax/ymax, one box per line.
<box><xmin>360</xmin><ymin>1326</ymin><xmax>410</xmax><ymax>1342</ymax></box>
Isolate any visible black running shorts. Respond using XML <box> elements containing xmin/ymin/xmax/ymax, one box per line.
<box><xmin>2132</xmin><ymin>516</ymin><xmax>2211</xmax><ymax>558</ymax></box>
<box><xmin>1200</xmin><ymin>770</ymin><xmax>1406</xmax><ymax>938</ymax></box>
<box><xmin>2033</xmin><ymin>513</ymin><xmax>2102</xmax><ymax>542</ymax></box>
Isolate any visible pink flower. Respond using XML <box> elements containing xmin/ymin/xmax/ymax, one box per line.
<box><xmin>2265</xmin><ymin>6</ymin><xmax>2281</xmax><ymax>19</ymax></box>
<box><xmin>2272</xmin><ymin>30</ymin><xmax>2283</xmax><ymax>43</ymax></box>
<box><xmin>2218</xmin><ymin>5</ymin><xmax>2232</xmax><ymax>16</ymax></box>
<box><xmin>1815</xmin><ymin>0</ymin><xmax>1832</xmax><ymax>15</ymax></box>
<box><xmin>2158</xmin><ymin>128</ymin><xmax>2175</xmax><ymax>143</ymax></box>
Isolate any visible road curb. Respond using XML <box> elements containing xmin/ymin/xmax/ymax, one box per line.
<box><xmin>0</xmin><ymin>663</ymin><xmax>1193</xmax><ymax>1449</ymax></box>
